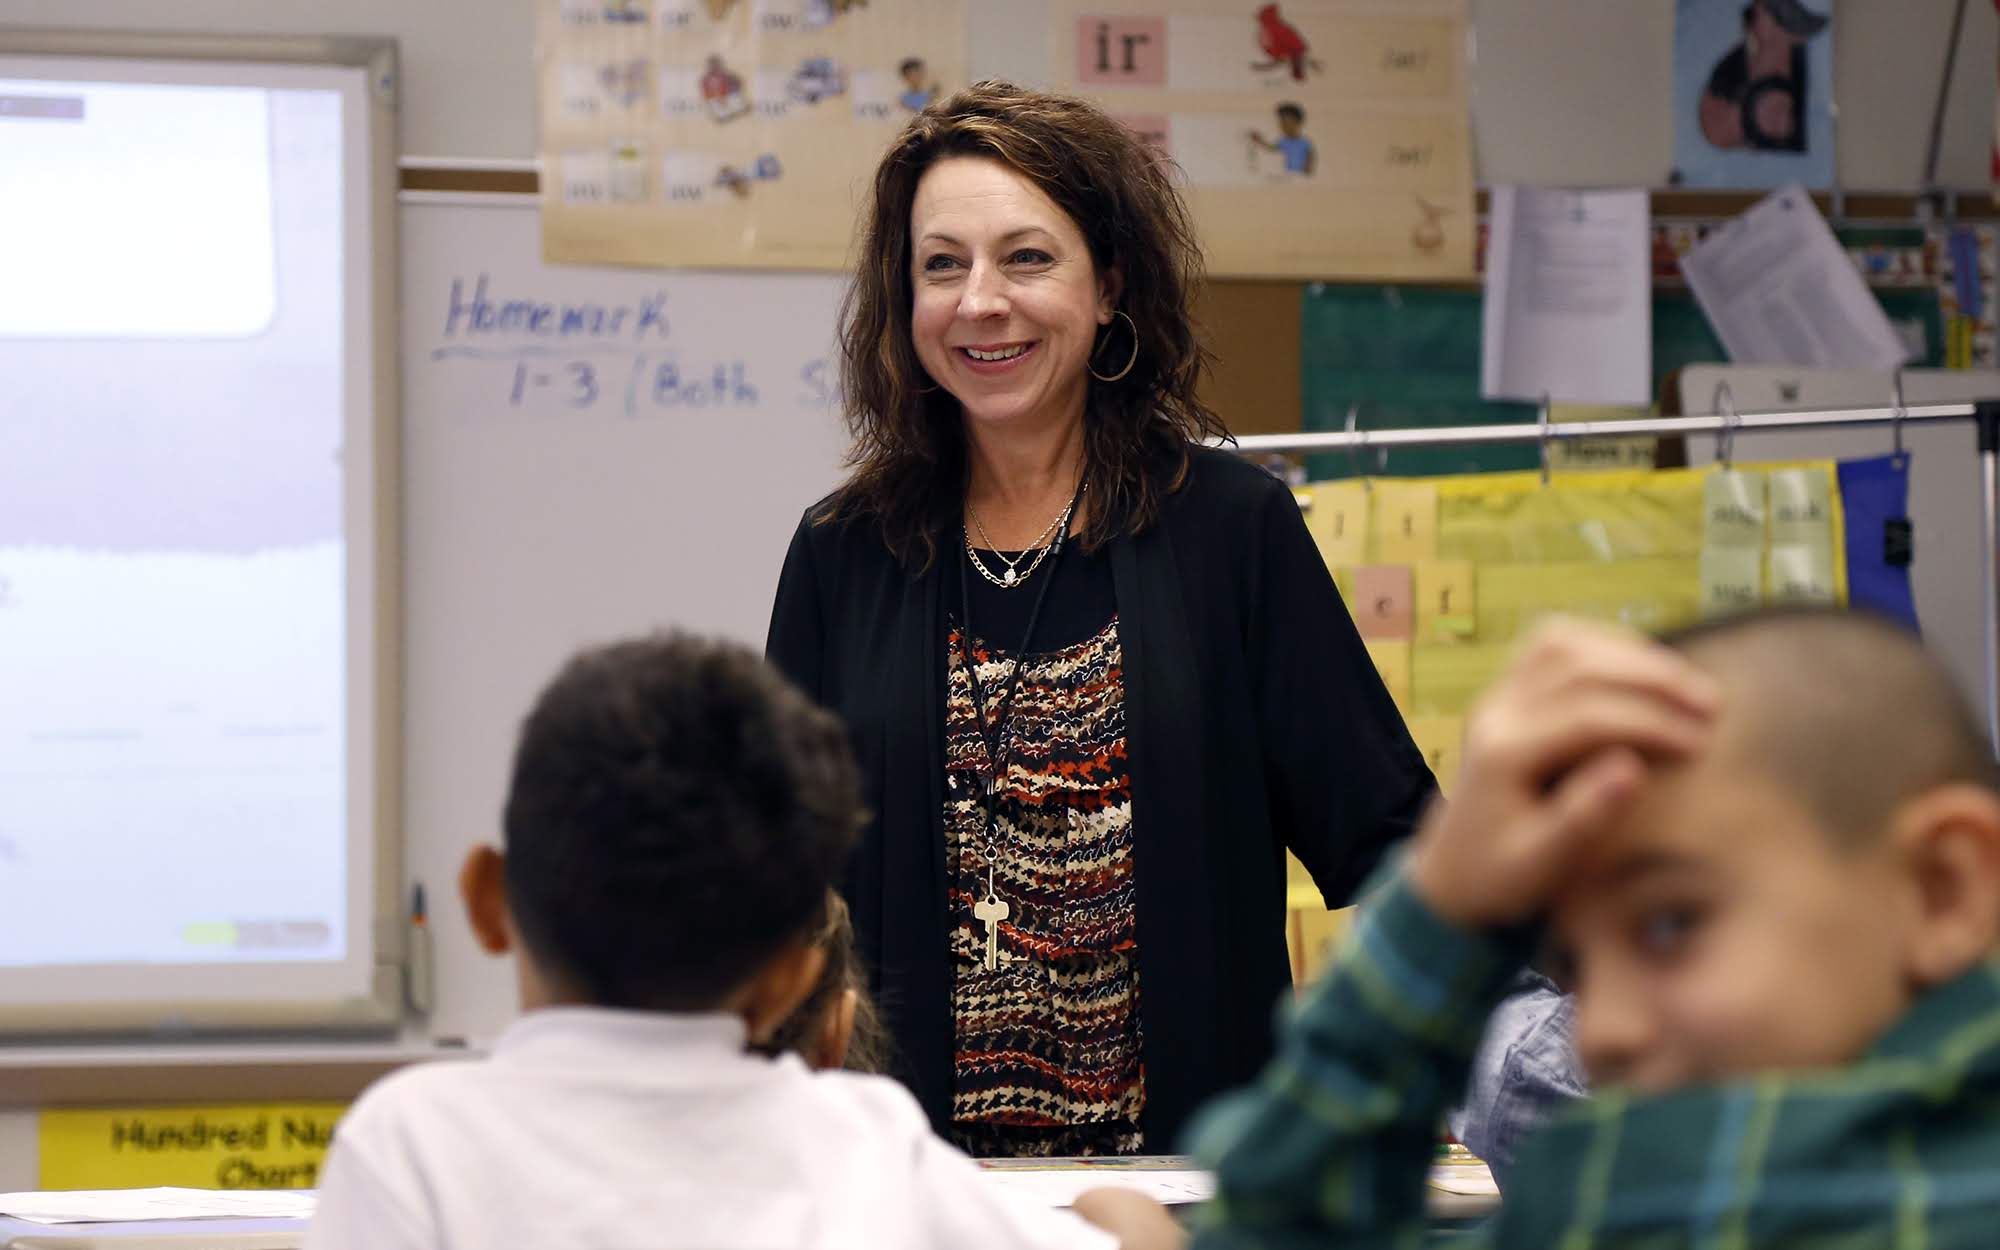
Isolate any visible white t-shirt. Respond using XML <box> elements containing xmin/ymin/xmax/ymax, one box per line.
<box><xmin>306</xmin><ymin>1007</ymin><xmax>1119</xmax><ymax>1250</ymax></box>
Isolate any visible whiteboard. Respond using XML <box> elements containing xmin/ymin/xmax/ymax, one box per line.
<box><xmin>397</xmin><ymin>197</ymin><xmax>850</xmax><ymax>1042</ymax></box>
<box><xmin>0</xmin><ymin>37</ymin><xmax>400</xmax><ymax>1034</ymax></box>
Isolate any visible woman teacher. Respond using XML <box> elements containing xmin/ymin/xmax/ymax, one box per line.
<box><xmin>767</xmin><ymin>82</ymin><xmax>1433</xmax><ymax>1156</ymax></box>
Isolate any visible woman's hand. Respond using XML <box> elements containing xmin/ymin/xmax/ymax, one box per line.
<box><xmin>1405</xmin><ymin>618</ymin><xmax>1721</xmax><ymax>930</ymax></box>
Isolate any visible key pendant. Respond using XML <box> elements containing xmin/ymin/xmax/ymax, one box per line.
<box><xmin>973</xmin><ymin>894</ymin><xmax>1010</xmax><ymax>970</ymax></box>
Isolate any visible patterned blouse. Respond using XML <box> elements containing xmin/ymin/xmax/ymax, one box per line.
<box><xmin>942</xmin><ymin>610</ymin><xmax>1144</xmax><ymax>1158</ymax></box>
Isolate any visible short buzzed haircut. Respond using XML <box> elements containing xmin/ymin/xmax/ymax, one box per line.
<box><xmin>1659</xmin><ymin>608</ymin><xmax>2000</xmax><ymax>844</ymax></box>
<box><xmin>501</xmin><ymin>633</ymin><xmax>863</xmax><ymax>1010</ymax></box>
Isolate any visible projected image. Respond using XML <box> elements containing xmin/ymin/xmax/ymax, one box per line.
<box><xmin>0</xmin><ymin>80</ymin><xmax>349</xmax><ymax>967</ymax></box>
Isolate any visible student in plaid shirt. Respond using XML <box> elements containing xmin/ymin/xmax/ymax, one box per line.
<box><xmin>1083</xmin><ymin>608</ymin><xmax>2000</xmax><ymax>1249</ymax></box>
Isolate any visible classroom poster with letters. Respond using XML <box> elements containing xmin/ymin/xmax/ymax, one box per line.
<box><xmin>1048</xmin><ymin>0</ymin><xmax>1475</xmax><ymax>278</ymax></box>
<box><xmin>538</xmin><ymin>0</ymin><xmax>965</xmax><ymax>269</ymax></box>
<box><xmin>1672</xmin><ymin>0</ymin><xmax>1835</xmax><ymax>189</ymax></box>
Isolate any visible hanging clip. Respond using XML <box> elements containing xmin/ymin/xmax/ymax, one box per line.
<box><xmin>1344</xmin><ymin>404</ymin><xmax>1374</xmax><ymax>492</ymax></box>
<box><xmin>1713</xmin><ymin>381</ymin><xmax>1739</xmax><ymax>470</ymax></box>
<box><xmin>1891</xmin><ymin>366</ymin><xmax>1909</xmax><ymax>464</ymax></box>
<box><xmin>1537</xmin><ymin>393</ymin><xmax>1553</xmax><ymax>486</ymax></box>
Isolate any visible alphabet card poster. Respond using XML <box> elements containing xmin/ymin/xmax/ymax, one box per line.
<box><xmin>538</xmin><ymin>0</ymin><xmax>965</xmax><ymax>269</ymax></box>
<box><xmin>1050</xmin><ymin>0</ymin><xmax>1475</xmax><ymax>279</ymax></box>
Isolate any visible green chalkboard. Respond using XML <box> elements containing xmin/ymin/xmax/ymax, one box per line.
<box><xmin>1300</xmin><ymin>283</ymin><xmax>1945</xmax><ymax>481</ymax></box>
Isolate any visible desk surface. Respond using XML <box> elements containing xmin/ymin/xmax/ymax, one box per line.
<box><xmin>1</xmin><ymin>1156</ymin><xmax>1499</xmax><ymax>1245</ymax></box>
<box><xmin>976</xmin><ymin>1153</ymin><xmax>1500</xmax><ymax>1221</ymax></box>
<box><xmin>0</xmin><ymin>1216</ymin><xmax>303</xmax><ymax>1248</ymax></box>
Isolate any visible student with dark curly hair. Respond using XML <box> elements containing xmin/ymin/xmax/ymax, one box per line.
<box><xmin>768</xmin><ymin>81</ymin><xmax>1432</xmax><ymax>1158</ymax></box>
<box><xmin>308</xmin><ymin>634</ymin><xmax>1132</xmax><ymax>1250</ymax></box>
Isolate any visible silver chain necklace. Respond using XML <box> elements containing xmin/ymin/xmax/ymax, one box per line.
<box><xmin>963</xmin><ymin>483</ymin><xmax>1083</xmax><ymax>589</ymax></box>
<box><xmin>968</xmin><ymin>499</ymin><xmax>1069</xmax><ymax>578</ymax></box>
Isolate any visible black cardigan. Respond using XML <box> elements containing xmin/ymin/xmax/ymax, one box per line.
<box><xmin>765</xmin><ymin>445</ymin><xmax>1435</xmax><ymax>1148</ymax></box>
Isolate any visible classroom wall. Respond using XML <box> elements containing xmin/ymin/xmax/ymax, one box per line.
<box><xmin>2</xmin><ymin>0</ymin><xmax>1994</xmax><ymax>1193</ymax></box>
<box><xmin>1472</xmin><ymin>0</ymin><xmax>1998</xmax><ymax>189</ymax></box>
<box><xmin>9</xmin><ymin>0</ymin><xmax>1991</xmax><ymax>186</ymax></box>
<box><xmin>0</xmin><ymin>1117</ymin><xmax>28</xmax><ymax>1192</ymax></box>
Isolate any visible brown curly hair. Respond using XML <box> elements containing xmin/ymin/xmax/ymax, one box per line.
<box><xmin>823</xmin><ymin>80</ymin><xmax>1229</xmax><ymax>569</ymax></box>
<box><xmin>753</xmin><ymin>890</ymin><xmax>891</xmax><ymax>1074</ymax></box>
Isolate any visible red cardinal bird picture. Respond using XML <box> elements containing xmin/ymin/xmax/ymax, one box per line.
<box><xmin>1252</xmin><ymin>4</ymin><xmax>1323</xmax><ymax>82</ymax></box>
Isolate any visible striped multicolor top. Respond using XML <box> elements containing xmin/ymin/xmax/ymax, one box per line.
<box><xmin>942</xmin><ymin>612</ymin><xmax>1144</xmax><ymax>1158</ymax></box>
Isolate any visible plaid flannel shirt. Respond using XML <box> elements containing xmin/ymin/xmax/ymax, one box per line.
<box><xmin>1187</xmin><ymin>867</ymin><xmax>2000</xmax><ymax>1249</ymax></box>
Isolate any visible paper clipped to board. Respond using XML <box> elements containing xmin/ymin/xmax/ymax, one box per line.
<box><xmin>978</xmin><ymin>1168</ymin><xmax>1215</xmax><ymax>1208</ymax></box>
<box><xmin>1679</xmin><ymin>186</ymin><xmax>1909</xmax><ymax>371</ymax></box>
<box><xmin>1481</xmin><ymin>186</ymin><xmax>1652</xmax><ymax>407</ymax></box>
<box><xmin>0</xmin><ymin>1188</ymin><xmax>316</xmax><ymax>1225</ymax></box>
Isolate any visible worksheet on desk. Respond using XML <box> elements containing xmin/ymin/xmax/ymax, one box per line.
<box><xmin>0</xmin><ymin>75</ymin><xmax>351</xmax><ymax>971</ymax></box>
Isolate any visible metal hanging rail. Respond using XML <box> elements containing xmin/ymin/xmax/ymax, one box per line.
<box><xmin>1224</xmin><ymin>399</ymin><xmax>2000</xmax><ymax>756</ymax></box>
<box><xmin>1229</xmin><ymin>402</ymin><xmax>1983</xmax><ymax>455</ymax></box>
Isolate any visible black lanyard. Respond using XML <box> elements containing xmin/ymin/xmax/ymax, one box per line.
<box><xmin>955</xmin><ymin>479</ymin><xmax>1085</xmax><ymax>827</ymax></box>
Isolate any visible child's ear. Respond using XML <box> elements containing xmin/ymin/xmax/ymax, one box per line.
<box><xmin>740</xmin><ymin>942</ymin><xmax>828</xmax><ymax>1046</ymax></box>
<box><xmin>459</xmin><ymin>845</ymin><xmax>513</xmax><ymax>956</ymax></box>
<box><xmin>1894</xmin><ymin>784</ymin><xmax>2000</xmax><ymax>987</ymax></box>
<box><xmin>809</xmin><ymin>987</ymin><xmax>859</xmax><ymax>1071</ymax></box>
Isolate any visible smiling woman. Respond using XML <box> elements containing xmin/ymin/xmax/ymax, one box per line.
<box><xmin>908</xmin><ymin>157</ymin><xmax>1114</xmax><ymax>469</ymax></box>
<box><xmin>766</xmin><ymin>81</ymin><xmax>1435</xmax><ymax>1157</ymax></box>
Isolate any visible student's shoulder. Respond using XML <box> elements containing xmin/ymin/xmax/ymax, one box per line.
<box><xmin>794</xmin><ymin>1072</ymin><xmax>1119</xmax><ymax>1250</ymax></box>
<box><xmin>792</xmin><ymin>1067</ymin><xmax>936</xmax><ymax>1136</ymax></box>
<box><xmin>754</xmin><ymin>1064</ymin><xmax>965</xmax><ymax>1174</ymax></box>
<box><xmin>333</xmin><ymin>1055</ymin><xmax>496</xmax><ymax>1147</ymax></box>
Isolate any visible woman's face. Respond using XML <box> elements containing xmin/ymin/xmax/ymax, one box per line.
<box><xmin>908</xmin><ymin>156</ymin><xmax>1119</xmax><ymax>440</ymax></box>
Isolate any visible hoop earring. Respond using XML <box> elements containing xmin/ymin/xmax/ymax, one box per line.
<box><xmin>1088</xmin><ymin>310</ymin><xmax>1139</xmax><ymax>383</ymax></box>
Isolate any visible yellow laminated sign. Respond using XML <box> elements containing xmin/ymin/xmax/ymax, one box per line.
<box><xmin>1547</xmin><ymin>404</ymin><xmax>1658</xmax><ymax>472</ymax></box>
<box><xmin>1699</xmin><ymin>548</ymin><xmax>1762</xmax><ymax>618</ymax></box>
<box><xmin>1434</xmin><ymin>467</ymin><xmax>1709</xmax><ymax>565</ymax></box>
<box><xmin>40</xmin><ymin>1103</ymin><xmax>347</xmax><ymax>1190</ymax></box>
<box><xmin>1301</xmin><ymin>480</ymin><xmax>1369</xmax><ymax>572</ymax></box>
<box><xmin>1703</xmin><ymin>470</ymin><xmax>1768</xmax><ymax>548</ymax></box>
<box><xmin>1351</xmin><ymin>566</ymin><xmax>1414</xmax><ymax>641</ymax></box>
<box><xmin>1424</xmin><ymin>464</ymin><xmax>1844</xmax><ymax>671</ymax></box>
<box><xmin>1471</xmin><ymin>558</ymin><xmax>1707</xmax><ymax>645</ymax></box>
<box><xmin>1407</xmin><ymin>639</ymin><xmax>1512</xmax><ymax>719</ymax></box>
<box><xmin>1363</xmin><ymin>639</ymin><xmax>1413</xmax><ymax>714</ymax></box>
<box><xmin>1291</xmin><ymin>905</ymin><xmax>1353</xmax><ymax>985</ymax></box>
<box><xmin>1414</xmin><ymin>561</ymin><xmax>1477</xmax><ymax>641</ymax></box>
<box><xmin>1282</xmin><ymin>462</ymin><xmax>1848</xmax><ymax>984</ymax></box>
<box><xmin>1405</xmin><ymin>714</ymin><xmax>1464</xmax><ymax>794</ymax></box>
<box><xmin>1767</xmin><ymin>467</ymin><xmax>1840</xmax><ymax>607</ymax></box>
<box><xmin>1371</xmin><ymin>480</ymin><xmax>1439</xmax><ymax>565</ymax></box>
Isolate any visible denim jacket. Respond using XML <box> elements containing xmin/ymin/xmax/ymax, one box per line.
<box><xmin>1447</xmin><ymin>970</ymin><xmax>1585</xmax><ymax>1188</ymax></box>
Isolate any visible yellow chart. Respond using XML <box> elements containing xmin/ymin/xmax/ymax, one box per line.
<box><xmin>1286</xmin><ymin>463</ymin><xmax>1847</xmax><ymax>981</ymax></box>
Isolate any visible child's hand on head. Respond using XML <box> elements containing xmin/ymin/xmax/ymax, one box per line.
<box><xmin>1408</xmin><ymin>618</ymin><xmax>1722</xmax><ymax>930</ymax></box>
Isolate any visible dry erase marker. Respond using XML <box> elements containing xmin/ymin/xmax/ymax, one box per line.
<box><xmin>408</xmin><ymin>884</ymin><xmax>436</xmax><ymax>1015</ymax></box>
